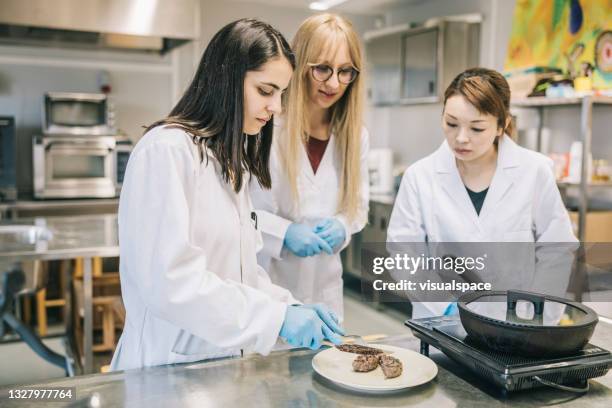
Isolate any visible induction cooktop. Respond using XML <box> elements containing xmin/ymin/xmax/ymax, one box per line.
<box><xmin>405</xmin><ymin>315</ymin><xmax>612</xmax><ymax>394</ymax></box>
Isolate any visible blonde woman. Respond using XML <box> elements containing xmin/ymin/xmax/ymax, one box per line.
<box><xmin>251</xmin><ymin>14</ymin><xmax>369</xmax><ymax>321</ymax></box>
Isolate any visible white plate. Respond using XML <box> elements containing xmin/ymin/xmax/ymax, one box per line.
<box><xmin>312</xmin><ymin>344</ymin><xmax>438</xmax><ymax>393</ymax></box>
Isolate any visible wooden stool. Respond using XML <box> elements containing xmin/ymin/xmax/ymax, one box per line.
<box><xmin>34</xmin><ymin>260</ymin><xmax>71</xmax><ymax>337</ymax></box>
<box><xmin>92</xmin><ymin>296</ymin><xmax>119</xmax><ymax>352</ymax></box>
<box><xmin>18</xmin><ymin>260</ymin><xmax>60</xmax><ymax>337</ymax></box>
<box><xmin>72</xmin><ymin>267</ymin><xmax>124</xmax><ymax>354</ymax></box>
<box><xmin>73</xmin><ymin>257</ymin><xmax>104</xmax><ymax>279</ymax></box>
<box><xmin>30</xmin><ymin>257</ymin><xmax>104</xmax><ymax>337</ymax></box>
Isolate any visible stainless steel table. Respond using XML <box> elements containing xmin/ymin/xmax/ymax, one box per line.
<box><xmin>2</xmin><ymin>322</ymin><xmax>611</xmax><ymax>407</ymax></box>
<box><xmin>0</xmin><ymin>199</ymin><xmax>119</xmax><ymax>220</ymax></box>
<box><xmin>0</xmin><ymin>214</ymin><xmax>119</xmax><ymax>374</ymax></box>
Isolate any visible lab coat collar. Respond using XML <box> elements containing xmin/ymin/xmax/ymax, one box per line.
<box><xmin>434</xmin><ymin>142</ymin><xmax>479</xmax><ymax>225</ymax></box>
<box><xmin>496</xmin><ymin>134</ymin><xmax>521</xmax><ymax>169</ymax></box>
<box><xmin>479</xmin><ymin>136</ymin><xmax>520</xmax><ymax>220</ymax></box>
<box><xmin>434</xmin><ymin>135</ymin><xmax>521</xmax><ymax>224</ymax></box>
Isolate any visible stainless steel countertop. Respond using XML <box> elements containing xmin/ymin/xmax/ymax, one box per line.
<box><xmin>2</xmin><ymin>322</ymin><xmax>611</xmax><ymax>407</ymax></box>
<box><xmin>0</xmin><ymin>199</ymin><xmax>119</xmax><ymax>220</ymax></box>
<box><xmin>0</xmin><ymin>214</ymin><xmax>119</xmax><ymax>375</ymax></box>
<box><xmin>0</xmin><ymin>214</ymin><xmax>119</xmax><ymax>264</ymax></box>
<box><xmin>0</xmin><ymin>199</ymin><xmax>119</xmax><ymax>211</ymax></box>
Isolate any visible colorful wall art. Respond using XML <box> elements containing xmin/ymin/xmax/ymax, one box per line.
<box><xmin>505</xmin><ymin>0</ymin><xmax>611</xmax><ymax>89</ymax></box>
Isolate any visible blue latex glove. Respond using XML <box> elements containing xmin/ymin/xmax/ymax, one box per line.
<box><xmin>443</xmin><ymin>302</ymin><xmax>459</xmax><ymax>316</ymax></box>
<box><xmin>279</xmin><ymin>305</ymin><xmax>343</xmax><ymax>349</ymax></box>
<box><xmin>303</xmin><ymin>303</ymin><xmax>346</xmax><ymax>342</ymax></box>
<box><xmin>284</xmin><ymin>223</ymin><xmax>333</xmax><ymax>257</ymax></box>
<box><xmin>314</xmin><ymin>218</ymin><xmax>346</xmax><ymax>251</ymax></box>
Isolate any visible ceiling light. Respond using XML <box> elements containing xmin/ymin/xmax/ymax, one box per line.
<box><xmin>309</xmin><ymin>0</ymin><xmax>349</xmax><ymax>11</ymax></box>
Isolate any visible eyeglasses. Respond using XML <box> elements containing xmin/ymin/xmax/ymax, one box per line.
<box><xmin>307</xmin><ymin>63</ymin><xmax>359</xmax><ymax>84</ymax></box>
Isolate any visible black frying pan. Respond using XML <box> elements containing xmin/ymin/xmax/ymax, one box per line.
<box><xmin>458</xmin><ymin>290</ymin><xmax>598</xmax><ymax>357</ymax></box>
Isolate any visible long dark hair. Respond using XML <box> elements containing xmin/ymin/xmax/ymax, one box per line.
<box><xmin>147</xmin><ymin>19</ymin><xmax>295</xmax><ymax>192</ymax></box>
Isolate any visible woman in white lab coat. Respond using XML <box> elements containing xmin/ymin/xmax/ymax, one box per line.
<box><xmin>251</xmin><ymin>14</ymin><xmax>370</xmax><ymax>320</ymax></box>
<box><xmin>387</xmin><ymin>68</ymin><xmax>577</xmax><ymax>318</ymax></box>
<box><xmin>111</xmin><ymin>19</ymin><xmax>344</xmax><ymax>371</ymax></box>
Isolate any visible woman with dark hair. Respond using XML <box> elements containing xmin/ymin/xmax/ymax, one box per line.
<box><xmin>387</xmin><ymin>67</ymin><xmax>576</xmax><ymax>318</ymax></box>
<box><xmin>111</xmin><ymin>19</ymin><xmax>344</xmax><ymax>371</ymax></box>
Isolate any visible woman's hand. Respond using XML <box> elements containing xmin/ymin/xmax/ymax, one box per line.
<box><xmin>284</xmin><ymin>223</ymin><xmax>333</xmax><ymax>257</ymax></box>
<box><xmin>314</xmin><ymin>218</ymin><xmax>346</xmax><ymax>251</ymax></box>
<box><xmin>279</xmin><ymin>304</ymin><xmax>344</xmax><ymax>349</ymax></box>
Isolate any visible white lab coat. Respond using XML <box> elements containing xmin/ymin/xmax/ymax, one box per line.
<box><xmin>110</xmin><ymin>126</ymin><xmax>298</xmax><ymax>371</ymax></box>
<box><xmin>387</xmin><ymin>135</ymin><xmax>577</xmax><ymax>318</ymax></box>
<box><xmin>250</xmin><ymin>127</ymin><xmax>370</xmax><ymax>320</ymax></box>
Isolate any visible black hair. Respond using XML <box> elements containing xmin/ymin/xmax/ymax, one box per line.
<box><xmin>147</xmin><ymin>18</ymin><xmax>295</xmax><ymax>192</ymax></box>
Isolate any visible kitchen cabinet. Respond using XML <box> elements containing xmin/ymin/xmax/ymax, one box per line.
<box><xmin>363</xmin><ymin>200</ymin><xmax>393</xmax><ymax>243</ymax></box>
<box><xmin>401</xmin><ymin>27</ymin><xmax>438</xmax><ymax>100</ymax></box>
<box><xmin>365</xmin><ymin>16</ymin><xmax>480</xmax><ymax>106</ymax></box>
<box><xmin>342</xmin><ymin>199</ymin><xmax>394</xmax><ymax>280</ymax></box>
<box><xmin>365</xmin><ymin>30</ymin><xmax>403</xmax><ymax>105</ymax></box>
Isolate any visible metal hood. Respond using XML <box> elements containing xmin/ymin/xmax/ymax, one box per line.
<box><xmin>0</xmin><ymin>0</ymin><xmax>200</xmax><ymax>54</ymax></box>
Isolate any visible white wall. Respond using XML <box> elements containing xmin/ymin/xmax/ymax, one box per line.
<box><xmin>174</xmin><ymin>0</ymin><xmax>379</xmax><ymax>96</ymax></box>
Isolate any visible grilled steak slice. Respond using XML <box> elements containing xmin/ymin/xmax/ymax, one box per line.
<box><xmin>352</xmin><ymin>354</ymin><xmax>379</xmax><ymax>372</ymax></box>
<box><xmin>335</xmin><ymin>344</ymin><xmax>384</xmax><ymax>355</ymax></box>
<box><xmin>379</xmin><ymin>354</ymin><xmax>403</xmax><ymax>379</ymax></box>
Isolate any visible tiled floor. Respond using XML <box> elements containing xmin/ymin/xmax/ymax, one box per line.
<box><xmin>0</xmin><ymin>336</ymin><xmax>66</xmax><ymax>386</ymax></box>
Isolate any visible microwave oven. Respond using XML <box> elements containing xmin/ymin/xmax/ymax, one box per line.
<box><xmin>33</xmin><ymin>135</ymin><xmax>118</xmax><ymax>199</ymax></box>
<box><xmin>32</xmin><ymin>133</ymin><xmax>132</xmax><ymax>199</ymax></box>
<box><xmin>43</xmin><ymin>92</ymin><xmax>116</xmax><ymax>136</ymax></box>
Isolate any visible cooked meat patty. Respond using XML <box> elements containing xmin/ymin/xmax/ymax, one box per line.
<box><xmin>379</xmin><ymin>354</ymin><xmax>403</xmax><ymax>379</ymax></box>
<box><xmin>335</xmin><ymin>344</ymin><xmax>384</xmax><ymax>355</ymax></box>
<box><xmin>352</xmin><ymin>354</ymin><xmax>379</xmax><ymax>372</ymax></box>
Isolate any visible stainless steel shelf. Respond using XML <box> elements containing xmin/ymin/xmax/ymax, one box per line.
<box><xmin>511</xmin><ymin>95</ymin><xmax>612</xmax><ymax>241</ymax></box>
<box><xmin>511</xmin><ymin>95</ymin><xmax>612</xmax><ymax>107</ymax></box>
<box><xmin>558</xmin><ymin>181</ymin><xmax>612</xmax><ymax>189</ymax></box>
<box><xmin>0</xmin><ymin>198</ymin><xmax>119</xmax><ymax>219</ymax></box>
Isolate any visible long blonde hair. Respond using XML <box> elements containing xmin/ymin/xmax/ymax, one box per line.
<box><xmin>280</xmin><ymin>13</ymin><xmax>365</xmax><ymax>221</ymax></box>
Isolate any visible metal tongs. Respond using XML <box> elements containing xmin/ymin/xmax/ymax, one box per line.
<box><xmin>323</xmin><ymin>333</ymin><xmax>387</xmax><ymax>347</ymax></box>
<box><xmin>342</xmin><ymin>334</ymin><xmax>369</xmax><ymax>346</ymax></box>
